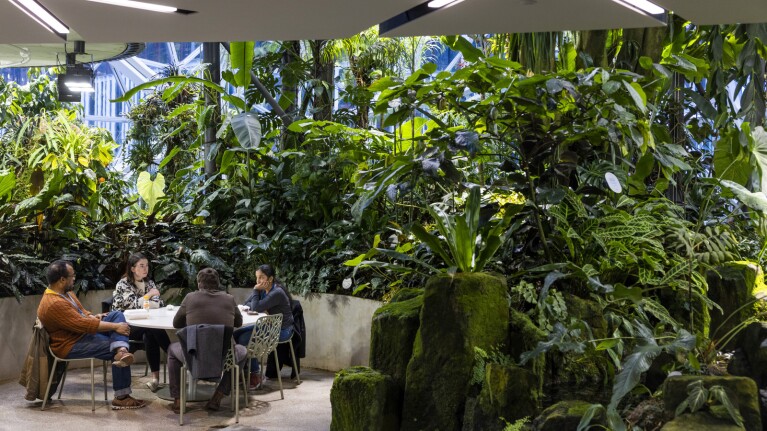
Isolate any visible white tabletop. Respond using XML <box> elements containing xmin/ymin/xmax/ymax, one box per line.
<box><xmin>125</xmin><ymin>307</ymin><xmax>264</xmax><ymax>330</ymax></box>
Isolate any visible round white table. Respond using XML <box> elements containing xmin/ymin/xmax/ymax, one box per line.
<box><xmin>124</xmin><ymin>307</ymin><xmax>263</xmax><ymax>401</ymax></box>
<box><xmin>125</xmin><ymin>307</ymin><xmax>264</xmax><ymax>329</ymax></box>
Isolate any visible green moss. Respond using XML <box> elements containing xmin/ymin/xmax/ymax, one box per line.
<box><xmin>463</xmin><ymin>363</ymin><xmax>541</xmax><ymax>430</ymax></box>
<box><xmin>401</xmin><ymin>273</ymin><xmax>509</xmax><ymax>431</ymax></box>
<box><xmin>370</xmin><ymin>292</ymin><xmax>423</xmax><ymax>389</ymax></box>
<box><xmin>662</xmin><ymin>376</ymin><xmax>761</xmax><ymax>431</ymax></box>
<box><xmin>389</xmin><ymin>287</ymin><xmax>424</xmax><ymax>303</ymax></box>
<box><xmin>563</xmin><ymin>295</ymin><xmax>607</xmax><ymax>340</ymax></box>
<box><xmin>509</xmin><ymin>309</ymin><xmax>546</xmax><ymax>391</ymax></box>
<box><xmin>330</xmin><ymin>366</ymin><xmax>400</xmax><ymax>431</ymax></box>
<box><xmin>661</xmin><ymin>412</ymin><xmax>744</xmax><ymax>430</ymax></box>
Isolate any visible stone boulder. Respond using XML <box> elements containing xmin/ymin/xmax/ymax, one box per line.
<box><xmin>369</xmin><ymin>288</ymin><xmax>423</xmax><ymax>390</ymax></box>
<box><xmin>707</xmin><ymin>261</ymin><xmax>767</xmax><ymax>348</ymax></box>
<box><xmin>462</xmin><ymin>363</ymin><xmax>541</xmax><ymax>431</ymax></box>
<box><xmin>661</xmin><ymin>412</ymin><xmax>744</xmax><ymax>430</ymax></box>
<box><xmin>662</xmin><ymin>375</ymin><xmax>761</xmax><ymax>431</ymax></box>
<box><xmin>531</xmin><ymin>400</ymin><xmax>605</xmax><ymax>431</ymax></box>
<box><xmin>728</xmin><ymin>322</ymin><xmax>767</xmax><ymax>387</ymax></box>
<box><xmin>330</xmin><ymin>366</ymin><xmax>400</xmax><ymax>431</ymax></box>
<box><xmin>401</xmin><ymin>273</ymin><xmax>509</xmax><ymax>431</ymax></box>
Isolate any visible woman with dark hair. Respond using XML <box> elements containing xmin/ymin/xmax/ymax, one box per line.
<box><xmin>235</xmin><ymin>264</ymin><xmax>294</xmax><ymax>389</ymax></box>
<box><xmin>112</xmin><ymin>252</ymin><xmax>170</xmax><ymax>392</ymax></box>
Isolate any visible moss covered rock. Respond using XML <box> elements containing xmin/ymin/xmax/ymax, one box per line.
<box><xmin>401</xmin><ymin>273</ymin><xmax>509</xmax><ymax>431</ymax></box>
<box><xmin>370</xmin><ymin>289</ymin><xmax>423</xmax><ymax>390</ymax></box>
<box><xmin>462</xmin><ymin>363</ymin><xmax>542</xmax><ymax>431</ymax></box>
<box><xmin>330</xmin><ymin>366</ymin><xmax>400</xmax><ymax>431</ymax></box>
<box><xmin>661</xmin><ymin>412</ymin><xmax>744</xmax><ymax>430</ymax></box>
<box><xmin>707</xmin><ymin>261</ymin><xmax>767</xmax><ymax>348</ymax></box>
<box><xmin>531</xmin><ymin>400</ymin><xmax>605</xmax><ymax>431</ymax></box>
<box><xmin>662</xmin><ymin>375</ymin><xmax>761</xmax><ymax>431</ymax></box>
<box><xmin>728</xmin><ymin>322</ymin><xmax>767</xmax><ymax>388</ymax></box>
<box><xmin>563</xmin><ymin>295</ymin><xmax>607</xmax><ymax>340</ymax></box>
<box><xmin>509</xmin><ymin>309</ymin><xmax>547</xmax><ymax>392</ymax></box>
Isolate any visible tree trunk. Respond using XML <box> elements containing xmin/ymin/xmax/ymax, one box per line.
<box><xmin>577</xmin><ymin>30</ymin><xmax>610</xmax><ymax>69</ymax></box>
<box><xmin>202</xmin><ymin>42</ymin><xmax>220</xmax><ymax>178</ymax></box>
<box><xmin>310</xmin><ymin>40</ymin><xmax>334</xmax><ymax>121</ymax></box>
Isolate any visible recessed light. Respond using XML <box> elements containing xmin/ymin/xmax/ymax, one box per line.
<box><xmin>611</xmin><ymin>0</ymin><xmax>664</xmax><ymax>16</ymax></box>
<box><xmin>8</xmin><ymin>0</ymin><xmax>69</xmax><ymax>36</ymax></box>
<box><xmin>86</xmin><ymin>0</ymin><xmax>177</xmax><ymax>13</ymax></box>
<box><xmin>427</xmin><ymin>0</ymin><xmax>465</xmax><ymax>8</ymax></box>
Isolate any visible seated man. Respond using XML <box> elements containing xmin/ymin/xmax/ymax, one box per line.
<box><xmin>167</xmin><ymin>267</ymin><xmax>247</xmax><ymax>413</ymax></box>
<box><xmin>37</xmin><ymin>259</ymin><xmax>145</xmax><ymax>410</ymax></box>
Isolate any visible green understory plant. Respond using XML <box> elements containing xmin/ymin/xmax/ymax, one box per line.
<box><xmin>674</xmin><ymin>380</ymin><xmax>744</xmax><ymax>427</ymax></box>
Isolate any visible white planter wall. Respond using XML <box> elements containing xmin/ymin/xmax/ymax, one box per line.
<box><xmin>0</xmin><ymin>290</ymin><xmax>380</xmax><ymax>383</ymax></box>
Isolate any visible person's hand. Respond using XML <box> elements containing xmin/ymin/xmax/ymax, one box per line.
<box><xmin>114</xmin><ymin>322</ymin><xmax>130</xmax><ymax>336</ymax></box>
<box><xmin>147</xmin><ymin>288</ymin><xmax>161</xmax><ymax>297</ymax></box>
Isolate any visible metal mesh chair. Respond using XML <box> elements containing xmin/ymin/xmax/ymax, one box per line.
<box><xmin>242</xmin><ymin>314</ymin><xmax>288</xmax><ymax>398</ymax></box>
<box><xmin>179</xmin><ymin>326</ymin><xmax>246</xmax><ymax>426</ymax></box>
<box><xmin>41</xmin><ymin>341</ymin><xmax>108</xmax><ymax>411</ymax></box>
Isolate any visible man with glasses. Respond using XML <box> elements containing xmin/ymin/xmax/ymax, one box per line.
<box><xmin>37</xmin><ymin>259</ymin><xmax>147</xmax><ymax>409</ymax></box>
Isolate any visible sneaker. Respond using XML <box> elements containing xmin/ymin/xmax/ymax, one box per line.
<box><xmin>112</xmin><ymin>351</ymin><xmax>134</xmax><ymax>368</ymax></box>
<box><xmin>248</xmin><ymin>373</ymin><xmax>262</xmax><ymax>391</ymax></box>
<box><xmin>111</xmin><ymin>395</ymin><xmax>146</xmax><ymax>410</ymax></box>
<box><xmin>145</xmin><ymin>380</ymin><xmax>163</xmax><ymax>392</ymax></box>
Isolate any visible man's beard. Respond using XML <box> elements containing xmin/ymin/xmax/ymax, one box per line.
<box><xmin>64</xmin><ymin>284</ymin><xmax>75</xmax><ymax>293</ymax></box>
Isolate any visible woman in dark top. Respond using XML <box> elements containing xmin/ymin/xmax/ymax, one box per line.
<box><xmin>235</xmin><ymin>264</ymin><xmax>293</xmax><ymax>389</ymax></box>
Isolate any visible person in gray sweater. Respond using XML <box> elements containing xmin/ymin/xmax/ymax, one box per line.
<box><xmin>167</xmin><ymin>268</ymin><xmax>246</xmax><ymax>413</ymax></box>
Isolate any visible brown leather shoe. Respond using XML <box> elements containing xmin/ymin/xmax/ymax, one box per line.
<box><xmin>112</xmin><ymin>350</ymin><xmax>134</xmax><ymax>368</ymax></box>
<box><xmin>111</xmin><ymin>395</ymin><xmax>146</xmax><ymax>410</ymax></box>
<box><xmin>205</xmin><ymin>390</ymin><xmax>225</xmax><ymax>411</ymax></box>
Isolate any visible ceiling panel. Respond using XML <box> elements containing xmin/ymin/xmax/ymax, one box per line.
<box><xmin>381</xmin><ymin>0</ymin><xmax>665</xmax><ymax>37</ymax></box>
<box><xmin>654</xmin><ymin>0</ymin><xmax>767</xmax><ymax>25</ymax></box>
<box><xmin>40</xmin><ymin>0</ymin><xmax>423</xmax><ymax>43</ymax></box>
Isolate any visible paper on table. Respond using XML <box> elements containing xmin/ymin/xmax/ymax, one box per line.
<box><xmin>124</xmin><ymin>309</ymin><xmax>150</xmax><ymax>319</ymax></box>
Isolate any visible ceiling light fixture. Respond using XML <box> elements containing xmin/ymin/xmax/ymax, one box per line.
<box><xmin>7</xmin><ymin>0</ymin><xmax>69</xmax><ymax>37</ymax></box>
<box><xmin>427</xmin><ymin>0</ymin><xmax>464</xmax><ymax>8</ymax></box>
<box><xmin>611</xmin><ymin>0</ymin><xmax>664</xmax><ymax>16</ymax></box>
<box><xmin>57</xmin><ymin>41</ymin><xmax>95</xmax><ymax>101</ymax></box>
<box><xmin>85</xmin><ymin>0</ymin><xmax>196</xmax><ymax>14</ymax></box>
<box><xmin>381</xmin><ymin>0</ymin><xmax>469</xmax><ymax>35</ymax></box>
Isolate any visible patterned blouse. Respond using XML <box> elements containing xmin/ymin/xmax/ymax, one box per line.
<box><xmin>111</xmin><ymin>277</ymin><xmax>164</xmax><ymax>311</ymax></box>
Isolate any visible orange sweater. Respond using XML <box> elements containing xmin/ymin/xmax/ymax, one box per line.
<box><xmin>37</xmin><ymin>289</ymin><xmax>100</xmax><ymax>357</ymax></box>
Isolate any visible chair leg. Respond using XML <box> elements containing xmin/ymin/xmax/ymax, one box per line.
<box><xmin>234</xmin><ymin>364</ymin><xmax>239</xmax><ymax>423</ymax></box>
<box><xmin>179</xmin><ymin>365</ymin><xmax>186</xmax><ymax>426</ymax></box>
<box><xmin>102</xmin><ymin>361</ymin><xmax>108</xmax><ymax>401</ymax></box>
<box><xmin>57</xmin><ymin>363</ymin><xmax>69</xmax><ymax>399</ymax></box>
<box><xmin>273</xmin><ymin>350</ymin><xmax>284</xmax><ymax>400</ymax></box>
<box><xmin>41</xmin><ymin>358</ymin><xmax>60</xmax><ymax>410</ymax></box>
<box><xmin>90</xmin><ymin>359</ymin><xmax>95</xmax><ymax>412</ymax></box>
<box><xmin>240</xmin><ymin>368</ymin><xmax>248</xmax><ymax>408</ymax></box>
<box><xmin>288</xmin><ymin>339</ymin><xmax>301</xmax><ymax>384</ymax></box>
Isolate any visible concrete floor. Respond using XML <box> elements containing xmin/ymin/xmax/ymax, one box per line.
<box><xmin>1</xmin><ymin>366</ymin><xmax>334</xmax><ymax>431</ymax></box>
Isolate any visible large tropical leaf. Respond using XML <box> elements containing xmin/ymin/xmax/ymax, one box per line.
<box><xmin>137</xmin><ymin>171</ymin><xmax>166</xmax><ymax>213</ymax></box>
<box><xmin>230</xmin><ymin>41</ymin><xmax>254</xmax><ymax>89</ymax></box>
<box><xmin>231</xmin><ymin>111</ymin><xmax>262</xmax><ymax>148</ymax></box>
<box><xmin>713</xmin><ymin>129</ymin><xmax>751</xmax><ymax>185</ymax></box>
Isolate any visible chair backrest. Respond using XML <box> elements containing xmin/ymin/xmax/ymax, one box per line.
<box><xmin>246</xmin><ymin>314</ymin><xmax>282</xmax><ymax>359</ymax></box>
<box><xmin>177</xmin><ymin>324</ymin><xmax>233</xmax><ymax>379</ymax></box>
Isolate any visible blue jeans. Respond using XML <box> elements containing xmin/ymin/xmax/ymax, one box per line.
<box><xmin>234</xmin><ymin>326</ymin><xmax>292</xmax><ymax>372</ymax></box>
<box><xmin>67</xmin><ymin>311</ymin><xmax>132</xmax><ymax>397</ymax></box>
